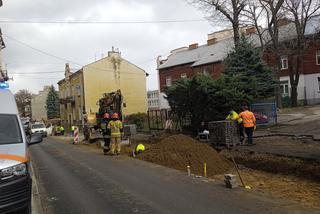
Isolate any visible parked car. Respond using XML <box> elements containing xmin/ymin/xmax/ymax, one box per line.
<box><xmin>254</xmin><ymin>112</ymin><xmax>269</xmax><ymax>124</ymax></box>
<box><xmin>30</xmin><ymin>122</ymin><xmax>47</xmax><ymax>137</ymax></box>
<box><xmin>46</xmin><ymin>123</ymin><xmax>53</xmax><ymax>136</ymax></box>
<box><xmin>0</xmin><ymin>87</ymin><xmax>43</xmax><ymax>214</ymax></box>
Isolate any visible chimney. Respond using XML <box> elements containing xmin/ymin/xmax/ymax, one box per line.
<box><xmin>245</xmin><ymin>27</ymin><xmax>257</xmax><ymax>35</ymax></box>
<box><xmin>65</xmin><ymin>63</ymin><xmax>71</xmax><ymax>79</ymax></box>
<box><xmin>189</xmin><ymin>43</ymin><xmax>198</xmax><ymax>50</ymax></box>
<box><xmin>108</xmin><ymin>47</ymin><xmax>121</xmax><ymax>57</ymax></box>
<box><xmin>207</xmin><ymin>38</ymin><xmax>217</xmax><ymax>46</ymax></box>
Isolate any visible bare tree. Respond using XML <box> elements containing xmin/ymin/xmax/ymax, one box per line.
<box><xmin>15</xmin><ymin>89</ymin><xmax>32</xmax><ymax>117</ymax></box>
<box><xmin>243</xmin><ymin>0</ymin><xmax>285</xmax><ymax>107</ymax></box>
<box><xmin>190</xmin><ymin>0</ymin><xmax>246</xmax><ymax>47</ymax></box>
<box><xmin>283</xmin><ymin>0</ymin><xmax>320</xmax><ymax>106</ymax></box>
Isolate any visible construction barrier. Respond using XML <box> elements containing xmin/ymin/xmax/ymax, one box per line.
<box><xmin>251</xmin><ymin>102</ymin><xmax>277</xmax><ymax>126</ymax></box>
<box><xmin>73</xmin><ymin>128</ymin><xmax>79</xmax><ymax>144</ymax></box>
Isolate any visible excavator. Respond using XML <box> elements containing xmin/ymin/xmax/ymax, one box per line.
<box><xmin>84</xmin><ymin>89</ymin><xmax>123</xmax><ymax>143</ymax></box>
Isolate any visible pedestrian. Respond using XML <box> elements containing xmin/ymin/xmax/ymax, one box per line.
<box><xmin>102</xmin><ymin>113</ymin><xmax>111</xmax><ymax>155</ymax></box>
<box><xmin>107</xmin><ymin>112</ymin><xmax>123</xmax><ymax>155</ymax></box>
<box><xmin>71</xmin><ymin>125</ymin><xmax>75</xmax><ymax>137</ymax></box>
<box><xmin>239</xmin><ymin>106</ymin><xmax>256</xmax><ymax>145</ymax></box>
<box><xmin>226</xmin><ymin>109</ymin><xmax>245</xmax><ymax>144</ymax></box>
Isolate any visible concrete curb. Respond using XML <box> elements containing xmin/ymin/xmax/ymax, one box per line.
<box><xmin>31</xmin><ymin>159</ymin><xmax>44</xmax><ymax>214</ymax></box>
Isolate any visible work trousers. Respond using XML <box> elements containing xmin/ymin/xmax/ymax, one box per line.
<box><xmin>110</xmin><ymin>137</ymin><xmax>121</xmax><ymax>154</ymax></box>
<box><xmin>103</xmin><ymin>137</ymin><xmax>111</xmax><ymax>154</ymax></box>
<box><xmin>238</xmin><ymin>123</ymin><xmax>245</xmax><ymax>143</ymax></box>
<box><xmin>244</xmin><ymin>127</ymin><xmax>254</xmax><ymax>145</ymax></box>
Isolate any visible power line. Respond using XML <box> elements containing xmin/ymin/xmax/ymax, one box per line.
<box><xmin>3</xmin><ymin>34</ymin><xmax>82</xmax><ymax>66</ymax></box>
<box><xmin>0</xmin><ymin>19</ymin><xmax>206</xmax><ymax>24</ymax></box>
<box><xmin>10</xmin><ymin>71</ymin><xmax>65</xmax><ymax>74</ymax></box>
<box><xmin>4</xmin><ymin>34</ymin><xmax>159</xmax><ymax>77</ymax></box>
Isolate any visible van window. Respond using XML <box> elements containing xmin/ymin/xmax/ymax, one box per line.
<box><xmin>0</xmin><ymin>114</ymin><xmax>22</xmax><ymax>144</ymax></box>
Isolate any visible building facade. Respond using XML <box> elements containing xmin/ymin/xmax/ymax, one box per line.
<box><xmin>158</xmin><ymin>19</ymin><xmax>320</xmax><ymax>105</ymax></box>
<box><xmin>58</xmin><ymin>49</ymin><xmax>148</xmax><ymax>129</ymax></box>
<box><xmin>147</xmin><ymin>90</ymin><xmax>170</xmax><ymax>110</ymax></box>
<box><xmin>31</xmin><ymin>86</ymin><xmax>53</xmax><ymax>121</ymax></box>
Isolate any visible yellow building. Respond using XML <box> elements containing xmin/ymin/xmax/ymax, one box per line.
<box><xmin>58</xmin><ymin>49</ymin><xmax>148</xmax><ymax>129</ymax></box>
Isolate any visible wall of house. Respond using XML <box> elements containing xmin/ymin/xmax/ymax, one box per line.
<box><xmin>304</xmin><ymin>73</ymin><xmax>320</xmax><ymax>104</ymax></box>
<box><xmin>31</xmin><ymin>86</ymin><xmax>51</xmax><ymax>121</ymax></box>
<box><xmin>147</xmin><ymin>90</ymin><xmax>160</xmax><ymax>110</ymax></box>
<box><xmin>159</xmin><ymin>92</ymin><xmax>170</xmax><ymax>109</ymax></box>
<box><xmin>83</xmin><ymin>56</ymin><xmax>147</xmax><ymax>116</ymax></box>
<box><xmin>279</xmin><ymin>75</ymin><xmax>306</xmax><ymax>101</ymax></box>
<box><xmin>58</xmin><ymin>72</ymin><xmax>84</xmax><ymax>129</ymax></box>
<box><xmin>159</xmin><ymin>63</ymin><xmax>194</xmax><ymax>91</ymax></box>
<box><xmin>158</xmin><ymin>62</ymin><xmax>224</xmax><ymax>91</ymax></box>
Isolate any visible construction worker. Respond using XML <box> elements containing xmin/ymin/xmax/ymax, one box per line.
<box><xmin>226</xmin><ymin>109</ymin><xmax>245</xmax><ymax>144</ymax></box>
<box><xmin>60</xmin><ymin>125</ymin><xmax>65</xmax><ymax>136</ymax></box>
<box><xmin>107</xmin><ymin>112</ymin><xmax>123</xmax><ymax>155</ymax></box>
<box><xmin>239</xmin><ymin>106</ymin><xmax>256</xmax><ymax>145</ymax></box>
<box><xmin>71</xmin><ymin>125</ymin><xmax>76</xmax><ymax>137</ymax></box>
<box><xmin>102</xmin><ymin>113</ymin><xmax>111</xmax><ymax>155</ymax></box>
<box><xmin>133</xmin><ymin>143</ymin><xmax>145</xmax><ymax>157</ymax></box>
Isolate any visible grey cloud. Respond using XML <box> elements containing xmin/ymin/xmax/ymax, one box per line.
<box><xmin>0</xmin><ymin>0</ymin><xmax>215</xmax><ymax>93</ymax></box>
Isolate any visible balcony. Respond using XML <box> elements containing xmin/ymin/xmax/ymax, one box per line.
<box><xmin>59</xmin><ymin>96</ymin><xmax>75</xmax><ymax>105</ymax></box>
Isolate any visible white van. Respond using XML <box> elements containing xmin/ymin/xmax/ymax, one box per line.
<box><xmin>0</xmin><ymin>88</ymin><xmax>42</xmax><ymax>213</ymax></box>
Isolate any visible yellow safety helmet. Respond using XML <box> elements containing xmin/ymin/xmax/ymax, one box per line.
<box><xmin>135</xmin><ymin>144</ymin><xmax>145</xmax><ymax>153</ymax></box>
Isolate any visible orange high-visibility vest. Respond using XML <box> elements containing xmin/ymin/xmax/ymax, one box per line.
<box><xmin>239</xmin><ymin>110</ymin><xmax>256</xmax><ymax>128</ymax></box>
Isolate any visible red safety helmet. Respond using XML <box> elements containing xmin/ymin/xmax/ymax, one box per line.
<box><xmin>112</xmin><ymin>113</ymin><xmax>119</xmax><ymax>119</ymax></box>
<box><xmin>103</xmin><ymin>113</ymin><xmax>110</xmax><ymax>119</ymax></box>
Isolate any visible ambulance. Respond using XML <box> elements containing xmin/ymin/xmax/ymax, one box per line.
<box><xmin>0</xmin><ymin>84</ymin><xmax>42</xmax><ymax>213</ymax></box>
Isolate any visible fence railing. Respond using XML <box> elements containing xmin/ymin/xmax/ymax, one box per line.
<box><xmin>251</xmin><ymin>102</ymin><xmax>277</xmax><ymax>126</ymax></box>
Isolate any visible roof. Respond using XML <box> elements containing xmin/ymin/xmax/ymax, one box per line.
<box><xmin>0</xmin><ymin>89</ymin><xmax>18</xmax><ymax>114</ymax></box>
<box><xmin>57</xmin><ymin>69</ymin><xmax>82</xmax><ymax>85</ymax></box>
<box><xmin>158</xmin><ymin>16</ymin><xmax>320</xmax><ymax>70</ymax></box>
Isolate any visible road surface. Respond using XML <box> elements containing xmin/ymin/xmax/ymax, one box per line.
<box><xmin>29</xmin><ymin>137</ymin><xmax>315</xmax><ymax>214</ymax></box>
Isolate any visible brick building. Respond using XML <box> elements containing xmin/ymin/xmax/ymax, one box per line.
<box><xmin>158</xmin><ymin>17</ymin><xmax>320</xmax><ymax>105</ymax></box>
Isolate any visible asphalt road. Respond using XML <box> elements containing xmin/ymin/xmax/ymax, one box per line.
<box><xmin>29</xmin><ymin>137</ymin><xmax>315</xmax><ymax>214</ymax></box>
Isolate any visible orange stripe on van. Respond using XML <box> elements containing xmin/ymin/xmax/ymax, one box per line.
<box><xmin>0</xmin><ymin>154</ymin><xmax>28</xmax><ymax>163</ymax></box>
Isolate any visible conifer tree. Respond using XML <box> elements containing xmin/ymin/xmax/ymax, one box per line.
<box><xmin>46</xmin><ymin>85</ymin><xmax>60</xmax><ymax>119</ymax></box>
<box><xmin>224</xmin><ymin>36</ymin><xmax>276</xmax><ymax>99</ymax></box>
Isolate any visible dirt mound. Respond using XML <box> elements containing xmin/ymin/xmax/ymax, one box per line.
<box><xmin>137</xmin><ymin>134</ymin><xmax>232</xmax><ymax>176</ymax></box>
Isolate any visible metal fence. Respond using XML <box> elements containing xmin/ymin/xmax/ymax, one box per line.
<box><xmin>147</xmin><ymin>110</ymin><xmax>169</xmax><ymax>130</ymax></box>
<box><xmin>251</xmin><ymin>102</ymin><xmax>277</xmax><ymax>126</ymax></box>
<box><xmin>147</xmin><ymin>110</ymin><xmax>191</xmax><ymax>131</ymax></box>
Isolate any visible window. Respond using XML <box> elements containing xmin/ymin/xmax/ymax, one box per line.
<box><xmin>318</xmin><ymin>77</ymin><xmax>320</xmax><ymax>91</ymax></box>
<box><xmin>0</xmin><ymin>115</ymin><xmax>22</xmax><ymax>144</ymax></box>
<box><xmin>203</xmin><ymin>68</ymin><xmax>210</xmax><ymax>76</ymax></box>
<box><xmin>280</xmin><ymin>80</ymin><xmax>289</xmax><ymax>96</ymax></box>
<box><xmin>280</xmin><ymin>56</ymin><xmax>288</xmax><ymax>70</ymax></box>
<box><xmin>317</xmin><ymin>50</ymin><xmax>320</xmax><ymax>65</ymax></box>
<box><xmin>166</xmin><ymin>76</ymin><xmax>172</xmax><ymax>87</ymax></box>
<box><xmin>181</xmin><ymin>73</ymin><xmax>187</xmax><ymax>78</ymax></box>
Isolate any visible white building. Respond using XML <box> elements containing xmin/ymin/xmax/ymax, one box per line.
<box><xmin>31</xmin><ymin>86</ymin><xmax>52</xmax><ymax>121</ymax></box>
<box><xmin>147</xmin><ymin>90</ymin><xmax>170</xmax><ymax>110</ymax></box>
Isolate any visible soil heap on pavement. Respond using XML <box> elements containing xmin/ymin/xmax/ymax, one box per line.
<box><xmin>138</xmin><ymin>134</ymin><xmax>232</xmax><ymax>177</ymax></box>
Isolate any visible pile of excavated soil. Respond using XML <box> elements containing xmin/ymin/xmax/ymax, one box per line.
<box><xmin>137</xmin><ymin>134</ymin><xmax>232</xmax><ymax>176</ymax></box>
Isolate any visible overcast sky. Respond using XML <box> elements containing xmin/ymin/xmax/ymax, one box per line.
<box><xmin>0</xmin><ymin>0</ymin><xmax>220</xmax><ymax>94</ymax></box>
